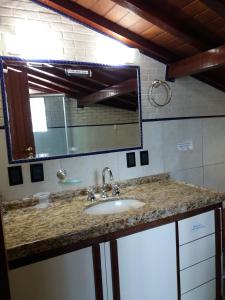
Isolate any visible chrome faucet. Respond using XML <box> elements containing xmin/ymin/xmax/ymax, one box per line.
<box><xmin>101</xmin><ymin>167</ymin><xmax>114</xmax><ymax>198</ymax></box>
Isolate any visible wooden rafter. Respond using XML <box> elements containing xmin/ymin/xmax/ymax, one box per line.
<box><xmin>41</xmin><ymin>66</ymin><xmax>107</xmax><ymax>89</ymax></box>
<box><xmin>78</xmin><ymin>78</ymin><xmax>137</xmax><ymax>107</ymax></box>
<box><xmin>34</xmin><ymin>0</ymin><xmax>177</xmax><ymax>63</ymax></box>
<box><xmin>199</xmin><ymin>0</ymin><xmax>225</xmax><ymax>19</ymax></box>
<box><xmin>22</xmin><ymin>66</ymin><xmax>95</xmax><ymax>93</ymax></box>
<box><xmin>29</xmin><ymin>83</ymin><xmax>58</xmax><ymax>94</ymax></box>
<box><xmin>166</xmin><ymin>44</ymin><xmax>225</xmax><ymax>80</ymax></box>
<box><xmin>28</xmin><ymin>79</ymin><xmax>78</xmax><ymax>98</ymax></box>
<box><xmin>27</xmin><ymin>74</ymin><xmax>80</xmax><ymax>95</ymax></box>
<box><xmin>32</xmin><ymin>0</ymin><xmax>225</xmax><ymax>95</ymax></box>
<box><xmin>103</xmin><ymin>100</ymin><xmax>136</xmax><ymax>111</ymax></box>
<box><xmin>111</xmin><ymin>0</ymin><xmax>222</xmax><ymax>50</ymax></box>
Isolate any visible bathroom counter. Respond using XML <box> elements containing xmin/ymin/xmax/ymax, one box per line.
<box><xmin>3</xmin><ymin>174</ymin><xmax>224</xmax><ymax>265</ymax></box>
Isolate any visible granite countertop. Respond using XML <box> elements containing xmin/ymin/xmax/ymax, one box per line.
<box><xmin>3</xmin><ymin>174</ymin><xmax>225</xmax><ymax>263</ymax></box>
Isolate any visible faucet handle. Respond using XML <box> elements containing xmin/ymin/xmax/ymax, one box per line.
<box><xmin>112</xmin><ymin>184</ymin><xmax>120</xmax><ymax>197</ymax></box>
<box><xmin>87</xmin><ymin>188</ymin><xmax>96</xmax><ymax>202</ymax></box>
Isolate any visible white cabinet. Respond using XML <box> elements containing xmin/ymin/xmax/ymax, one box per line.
<box><xmin>181</xmin><ymin>280</ymin><xmax>216</xmax><ymax>300</ymax></box>
<box><xmin>9</xmin><ymin>247</ymin><xmax>96</xmax><ymax>300</ymax></box>
<box><xmin>179</xmin><ymin>234</ymin><xmax>215</xmax><ymax>270</ymax></box>
<box><xmin>115</xmin><ymin>223</ymin><xmax>178</xmax><ymax>300</ymax></box>
<box><xmin>8</xmin><ymin>209</ymin><xmax>221</xmax><ymax>300</ymax></box>
<box><xmin>180</xmin><ymin>257</ymin><xmax>215</xmax><ymax>294</ymax></box>
<box><xmin>178</xmin><ymin>210</ymin><xmax>215</xmax><ymax>245</ymax></box>
<box><xmin>178</xmin><ymin>210</ymin><xmax>218</xmax><ymax>300</ymax></box>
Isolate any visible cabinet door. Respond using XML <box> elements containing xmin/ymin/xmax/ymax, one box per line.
<box><xmin>116</xmin><ymin>223</ymin><xmax>178</xmax><ymax>300</ymax></box>
<box><xmin>9</xmin><ymin>247</ymin><xmax>96</xmax><ymax>300</ymax></box>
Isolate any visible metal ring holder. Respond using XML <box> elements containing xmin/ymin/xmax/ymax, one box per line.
<box><xmin>148</xmin><ymin>79</ymin><xmax>172</xmax><ymax>107</ymax></box>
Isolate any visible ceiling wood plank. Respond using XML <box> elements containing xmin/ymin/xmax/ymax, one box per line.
<box><xmin>167</xmin><ymin>44</ymin><xmax>225</xmax><ymax>80</ymax></box>
<box><xmin>78</xmin><ymin>78</ymin><xmax>136</xmax><ymax>107</ymax></box>
<box><xmin>34</xmin><ymin>0</ymin><xmax>177</xmax><ymax>63</ymax></box>
<box><xmin>199</xmin><ymin>0</ymin><xmax>225</xmax><ymax>19</ymax></box>
<box><xmin>111</xmin><ymin>0</ymin><xmax>220</xmax><ymax>50</ymax></box>
<box><xmin>33</xmin><ymin>0</ymin><xmax>225</xmax><ymax>95</ymax></box>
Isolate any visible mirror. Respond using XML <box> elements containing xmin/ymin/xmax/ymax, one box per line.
<box><xmin>0</xmin><ymin>57</ymin><xmax>142</xmax><ymax>162</ymax></box>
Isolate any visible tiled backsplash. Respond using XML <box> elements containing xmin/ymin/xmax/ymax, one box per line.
<box><xmin>1</xmin><ymin>0</ymin><xmax>225</xmax><ymax>201</ymax></box>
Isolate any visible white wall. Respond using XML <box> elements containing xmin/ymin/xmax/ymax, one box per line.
<box><xmin>1</xmin><ymin>0</ymin><xmax>225</xmax><ymax>201</ymax></box>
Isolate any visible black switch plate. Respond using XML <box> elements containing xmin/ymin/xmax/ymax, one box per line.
<box><xmin>140</xmin><ymin>150</ymin><xmax>149</xmax><ymax>166</ymax></box>
<box><xmin>30</xmin><ymin>163</ymin><xmax>44</xmax><ymax>182</ymax></box>
<box><xmin>126</xmin><ymin>152</ymin><xmax>136</xmax><ymax>168</ymax></box>
<box><xmin>8</xmin><ymin>166</ymin><xmax>23</xmax><ymax>186</ymax></box>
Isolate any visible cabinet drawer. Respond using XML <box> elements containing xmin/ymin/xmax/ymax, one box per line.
<box><xmin>181</xmin><ymin>280</ymin><xmax>215</xmax><ymax>300</ymax></box>
<box><xmin>180</xmin><ymin>257</ymin><xmax>215</xmax><ymax>294</ymax></box>
<box><xmin>178</xmin><ymin>210</ymin><xmax>215</xmax><ymax>245</ymax></box>
<box><xmin>180</xmin><ymin>234</ymin><xmax>215</xmax><ymax>270</ymax></box>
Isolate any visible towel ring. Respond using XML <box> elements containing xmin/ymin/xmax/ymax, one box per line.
<box><xmin>148</xmin><ymin>79</ymin><xmax>172</xmax><ymax>107</ymax></box>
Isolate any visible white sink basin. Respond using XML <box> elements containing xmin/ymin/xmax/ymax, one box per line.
<box><xmin>84</xmin><ymin>198</ymin><xmax>145</xmax><ymax>215</ymax></box>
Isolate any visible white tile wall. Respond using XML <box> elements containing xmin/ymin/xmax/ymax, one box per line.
<box><xmin>0</xmin><ymin>131</ymin><xmax>61</xmax><ymax>200</ymax></box>
<box><xmin>117</xmin><ymin>122</ymin><xmax>164</xmax><ymax>181</ymax></box>
<box><xmin>170</xmin><ymin>167</ymin><xmax>204</xmax><ymax>187</ymax></box>
<box><xmin>204</xmin><ymin>163</ymin><xmax>225</xmax><ymax>192</ymax></box>
<box><xmin>59</xmin><ymin>152</ymin><xmax>119</xmax><ymax>189</ymax></box>
<box><xmin>162</xmin><ymin>119</ymin><xmax>203</xmax><ymax>172</ymax></box>
<box><xmin>203</xmin><ymin>117</ymin><xmax>225</xmax><ymax>166</ymax></box>
<box><xmin>1</xmin><ymin>0</ymin><xmax>225</xmax><ymax>201</ymax></box>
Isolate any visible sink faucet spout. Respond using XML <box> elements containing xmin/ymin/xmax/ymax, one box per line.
<box><xmin>101</xmin><ymin>167</ymin><xmax>114</xmax><ymax>198</ymax></box>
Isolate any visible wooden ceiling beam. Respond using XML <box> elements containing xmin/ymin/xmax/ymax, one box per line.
<box><xmin>78</xmin><ymin>78</ymin><xmax>137</xmax><ymax>107</ymax></box>
<box><xmin>16</xmin><ymin>66</ymin><xmax>92</xmax><ymax>94</ymax></box>
<box><xmin>34</xmin><ymin>0</ymin><xmax>177</xmax><ymax>63</ymax></box>
<box><xmin>27</xmin><ymin>73</ymin><xmax>80</xmax><ymax>95</ymax></box>
<box><xmin>102</xmin><ymin>100</ymin><xmax>136</xmax><ymax>111</ymax></box>
<box><xmin>111</xmin><ymin>0</ymin><xmax>220</xmax><ymax>50</ymax></box>
<box><xmin>166</xmin><ymin>44</ymin><xmax>225</xmax><ymax>80</ymax></box>
<box><xmin>41</xmin><ymin>66</ymin><xmax>107</xmax><ymax>90</ymax></box>
<box><xmin>29</xmin><ymin>83</ymin><xmax>58</xmax><ymax>94</ymax></box>
<box><xmin>28</xmin><ymin>78</ymin><xmax>79</xmax><ymax>98</ymax></box>
<box><xmin>25</xmin><ymin>66</ymin><xmax>95</xmax><ymax>93</ymax></box>
<box><xmin>199</xmin><ymin>0</ymin><xmax>225</xmax><ymax>19</ymax></box>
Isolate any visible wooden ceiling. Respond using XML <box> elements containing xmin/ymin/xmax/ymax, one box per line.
<box><xmin>35</xmin><ymin>0</ymin><xmax>225</xmax><ymax>93</ymax></box>
<box><xmin>3</xmin><ymin>60</ymin><xmax>138</xmax><ymax>111</ymax></box>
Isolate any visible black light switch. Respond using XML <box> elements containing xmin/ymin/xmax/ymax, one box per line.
<box><xmin>126</xmin><ymin>152</ymin><xmax>136</xmax><ymax>168</ymax></box>
<box><xmin>140</xmin><ymin>150</ymin><xmax>149</xmax><ymax>166</ymax></box>
<box><xmin>30</xmin><ymin>163</ymin><xmax>44</xmax><ymax>182</ymax></box>
<box><xmin>8</xmin><ymin>166</ymin><xmax>23</xmax><ymax>186</ymax></box>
